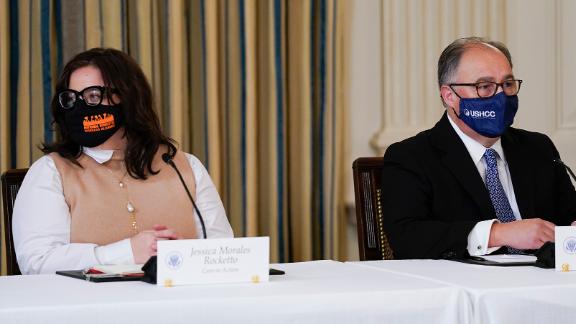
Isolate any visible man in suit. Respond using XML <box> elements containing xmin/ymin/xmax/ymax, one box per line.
<box><xmin>382</xmin><ymin>37</ymin><xmax>576</xmax><ymax>259</ymax></box>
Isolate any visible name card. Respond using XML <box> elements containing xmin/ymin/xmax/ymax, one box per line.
<box><xmin>555</xmin><ymin>226</ymin><xmax>576</xmax><ymax>271</ymax></box>
<box><xmin>157</xmin><ymin>237</ymin><xmax>269</xmax><ymax>286</ymax></box>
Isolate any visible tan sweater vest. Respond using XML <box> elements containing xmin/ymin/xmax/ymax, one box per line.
<box><xmin>51</xmin><ymin>148</ymin><xmax>197</xmax><ymax>245</ymax></box>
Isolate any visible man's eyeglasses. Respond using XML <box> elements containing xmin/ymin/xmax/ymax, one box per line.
<box><xmin>58</xmin><ymin>86</ymin><xmax>116</xmax><ymax>109</ymax></box>
<box><xmin>449</xmin><ymin>79</ymin><xmax>523</xmax><ymax>98</ymax></box>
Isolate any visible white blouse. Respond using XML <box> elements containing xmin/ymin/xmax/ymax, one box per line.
<box><xmin>12</xmin><ymin>148</ymin><xmax>233</xmax><ymax>274</ymax></box>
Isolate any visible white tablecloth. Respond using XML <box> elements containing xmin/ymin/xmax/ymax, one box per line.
<box><xmin>350</xmin><ymin>260</ymin><xmax>576</xmax><ymax>324</ymax></box>
<box><xmin>0</xmin><ymin>260</ymin><xmax>468</xmax><ymax>324</ymax></box>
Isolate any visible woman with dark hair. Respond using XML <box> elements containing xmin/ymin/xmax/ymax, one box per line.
<box><xmin>12</xmin><ymin>48</ymin><xmax>233</xmax><ymax>274</ymax></box>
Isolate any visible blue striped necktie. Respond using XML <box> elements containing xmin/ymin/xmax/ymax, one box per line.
<box><xmin>483</xmin><ymin>148</ymin><xmax>521</xmax><ymax>254</ymax></box>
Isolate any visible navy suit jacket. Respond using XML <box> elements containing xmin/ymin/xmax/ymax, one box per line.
<box><xmin>382</xmin><ymin>112</ymin><xmax>576</xmax><ymax>259</ymax></box>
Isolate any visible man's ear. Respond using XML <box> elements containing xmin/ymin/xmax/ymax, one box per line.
<box><xmin>440</xmin><ymin>85</ymin><xmax>456</xmax><ymax>108</ymax></box>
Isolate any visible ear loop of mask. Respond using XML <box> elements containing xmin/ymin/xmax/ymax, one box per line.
<box><xmin>441</xmin><ymin>87</ymin><xmax>461</xmax><ymax>118</ymax></box>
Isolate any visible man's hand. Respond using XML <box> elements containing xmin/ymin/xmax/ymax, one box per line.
<box><xmin>130</xmin><ymin>224</ymin><xmax>180</xmax><ymax>263</ymax></box>
<box><xmin>488</xmin><ymin>218</ymin><xmax>555</xmax><ymax>250</ymax></box>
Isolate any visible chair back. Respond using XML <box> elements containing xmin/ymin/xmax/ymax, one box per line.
<box><xmin>1</xmin><ymin>169</ymin><xmax>27</xmax><ymax>275</ymax></box>
<box><xmin>352</xmin><ymin>157</ymin><xmax>394</xmax><ymax>261</ymax></box>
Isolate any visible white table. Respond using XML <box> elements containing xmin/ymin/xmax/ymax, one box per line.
<box><xmin>350</xmin><ymin>260</ymin><xmax>576</xmax><ymax>324</ymax></box>
<box><xmin>0</xmin><ymin>260</ymin><xmax>468</xmax><ymax>324</ymax></box>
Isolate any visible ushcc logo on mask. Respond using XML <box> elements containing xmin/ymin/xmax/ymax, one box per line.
<box><xmin>466</xmin><ymin>109</ymin><xmax>496</xmax><ymax>119</ymax></box>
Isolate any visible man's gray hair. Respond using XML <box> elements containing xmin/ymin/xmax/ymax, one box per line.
<box><xmin>437</xmin><ymin>37</ymin><xmax>513</xmax><ymax>88</ymax></box>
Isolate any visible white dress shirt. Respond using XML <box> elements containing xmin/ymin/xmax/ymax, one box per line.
<box><xmin>447</xmin><ymin>115</ymin><xmax>521</xmax><ymax>256</ymax></box>
<box><xmin>12</xmin><ymin>148</ymin><xmax>233</xmax><ymax>274</ymax></box>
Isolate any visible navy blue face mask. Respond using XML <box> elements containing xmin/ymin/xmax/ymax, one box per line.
<box><xmin>456</xmin><ymin>92</ymin><xmax>518</xmax><ymax>138</ymax></box>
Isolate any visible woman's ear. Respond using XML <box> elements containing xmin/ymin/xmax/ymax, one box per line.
<box><xmin>107</xmin><ymin>89</ymin><xmax>121</xmax><ymax>105</ymax></box>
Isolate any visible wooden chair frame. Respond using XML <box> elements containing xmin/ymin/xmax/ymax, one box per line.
<box><xmin>1</xmin><ymin>168</ymin><xmax>28</xmax><ymax>275</ymax></box>
<box><xmin>352</xmin><ymin>157</ymin><xmax>394</xmax><ymax>261</ymax></box>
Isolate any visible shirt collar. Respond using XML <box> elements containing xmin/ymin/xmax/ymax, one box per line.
<box><xmin>82</xmin><ymin>147</ymin><xmax>115</xmax><ymax>164</ymax></box>
<box><xmin>447</xmin><ymin>113</ymin><xmax>506</xmax><ymax>164</ymax></box>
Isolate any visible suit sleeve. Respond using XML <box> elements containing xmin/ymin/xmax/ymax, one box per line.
<box><xmin>381</xmin><ymin>143</ymin><xmax>477</xmax><ymax>259</ymax></box>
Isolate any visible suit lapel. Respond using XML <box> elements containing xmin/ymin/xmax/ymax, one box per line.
<box><xmin>501</xmin><ymin>130</ymin><xmax>535</xmax><ymax>218</ymax></box>
<box><xmin>430</xmin><ymin>113</ymin><xmax>496</xmax><ymax>219</ymax></box>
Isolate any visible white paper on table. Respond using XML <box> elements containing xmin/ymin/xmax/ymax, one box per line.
<box><xmin>478</xmin><ymin>254</ymin><xmax>537</xmax><ymax>263</ymax></box>
<box><xmin>91</xmin><ymin>264</ymin><xmax>144</xmax><ymax>275</ymax></box>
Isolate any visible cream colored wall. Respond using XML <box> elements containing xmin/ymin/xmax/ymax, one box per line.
<box><xmin>346</xmin><ymin>0</ymin><xmax>576</xmax><ymax>259</ymax></box>
<box><xmin>506</xmin><ymin>0</ymin><xmax>576</xmax><ymax>167</ymax></box>
<box><xmin>347</xmin><ymin>0</ymin><xmax>382</xmax><ymax>195</ymax></box>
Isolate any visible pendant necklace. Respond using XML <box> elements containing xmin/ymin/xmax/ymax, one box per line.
<box><xmin>104</xmin><ymin>162</ymin><xmax>138</xmax><ymax>233</ymax></box>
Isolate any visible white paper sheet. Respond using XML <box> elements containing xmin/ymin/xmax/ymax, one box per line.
<box><xmin>476</xmin><ymin>254</ymin><xmax>536</xmax><ymax>263</ymax></box>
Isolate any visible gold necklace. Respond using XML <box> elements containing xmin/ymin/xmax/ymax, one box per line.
<box><xmin>103</xmin><ymin>162</ymin><xmax>138</xmax><ymax>233</ymax></box>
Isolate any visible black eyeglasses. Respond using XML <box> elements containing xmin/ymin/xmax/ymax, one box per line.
<box><xmin>58</xmin><ymin>86</ymin><xmax>116</xmax><ymax>109</ymax></box>
<box><xmin>449</xmin><ymin>79</ymin><xmax>523</xmax><ymax>98</ymax></box>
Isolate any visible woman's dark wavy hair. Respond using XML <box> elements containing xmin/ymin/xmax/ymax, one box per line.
<box><xmin>42</xmin><ymin>48</ymin><xmax>176</xmax><ymax>179</ymax></box>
